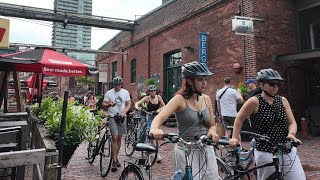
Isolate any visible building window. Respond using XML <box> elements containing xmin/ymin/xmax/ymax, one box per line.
<box><xmin>169</xmin><ymin>52</ymin><xmax>182</xmax><ymax>66</ymax></box>
<box><xmin>131</xmin><ymin>58</ymin><xmax>136</xmax><ymax>83</ymax></box>
<box><xmin>112</xmin><ymin>61</ymin><xmax>117</xmax><ymax>79</ymax></box>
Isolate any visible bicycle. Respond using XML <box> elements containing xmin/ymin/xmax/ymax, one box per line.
<box><xmin>86</xmin><ymin>121</ymin><xmax>112</xmax><ymax>177</ymax></box>
<box><xmin>125</xmin><ymin>109</ymin><xmax>158</xmax><ymax>165</ymax></box>
<box><xmin>120</xmin><ymin>133</ymin><xmax>219</xmax><ymax>180</ymax></box>
<box><xmin>216</xmin><ymin>131</ymin><xmax>301</xmax><ymax>180</ymax></box>
<box><xmin>215</xmin><ymin>126</ymin><xmax>257</xmax><ymax>180</ymax></box>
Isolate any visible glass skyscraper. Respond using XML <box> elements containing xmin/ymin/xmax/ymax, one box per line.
<box><xmin>51</xmin><ymin>0</ymin><xmax>95</xmax><ymax>65</ymax></box>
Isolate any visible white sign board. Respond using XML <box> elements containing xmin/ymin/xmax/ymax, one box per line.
<box><xmin>232</xmin><ymin>19</ymin><xmax>254</xmax><ymax>33</ymax></box>
<box><xmin>98</xmin><ymin>64</ymin><xmax>108</xmax><ymax>82</ymax></box>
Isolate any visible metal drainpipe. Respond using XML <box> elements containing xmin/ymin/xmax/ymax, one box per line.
<box><xmin>147</xmin><ymin>36</ymin><xmax>150</xmax><ymax>78</ymax></box>
<box><xmin>310</xmin><ymin>24</ymin><xmax>315</xmax><ymax>50</ymax></box>
<box><xmin>121</xmin><ymin>53</ymin><xmax>124</xmax><ymax>79</ymax></box>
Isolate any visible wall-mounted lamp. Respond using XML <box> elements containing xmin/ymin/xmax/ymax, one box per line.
<box><xmin>184</xmin><ymin>46</ymin><xmax>194</xmax><ymax>53</ymax></box>
<box><xmin>232</xmin><ymin>62</ymin><xmax>242</xmax><ymax>73</ymax></box>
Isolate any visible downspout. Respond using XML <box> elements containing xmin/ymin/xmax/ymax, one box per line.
<box><xmin>147</xmin><ymin>36</ymin><xmax>150</xmax><ymax>78</ymax></box>
<box><xmin>121</xmin><ymin>53</ymin><xmax>124</xmax><ymax>79</ymax></box>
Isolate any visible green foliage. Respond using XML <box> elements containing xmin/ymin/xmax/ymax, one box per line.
<box><xmin>76</xmin><ymin>76</ymin><xmax>94</xmax><ymax>86</ymax></box>
<box><xmin>144</xmin><ymin>78</ymin><xmax>156</xmax><ymax>86</ymax></box>
<box><xmin>96</xmin><ymin>95</ymin><xmax>101</xmax><ymax>100</ymax></box>
<box><xmin>238</xmin><ymin>81</ymin><xmax>249</xmax><ymax>96</ymax></box>
<box><xmin>32</xmin><ymin>97</ymin><xmax>103</xmax><ymax>146</ymax></box>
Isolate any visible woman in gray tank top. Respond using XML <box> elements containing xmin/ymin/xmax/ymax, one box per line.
<box><xmin>150</xmin><ymin>61</ymin><xmax>219</xmax><ymax>180</ymax></box>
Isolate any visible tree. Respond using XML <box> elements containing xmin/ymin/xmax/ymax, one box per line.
<box><xmin>76</xmin><ymin>76</ymin><xmax>94</xmax><ymax>91</ymax></box>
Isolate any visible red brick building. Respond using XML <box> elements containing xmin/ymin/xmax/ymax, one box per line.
<box><xmin>96</xmin><ymin>0</ymin><xmax>320</xmax><ymax>127</ymax></box>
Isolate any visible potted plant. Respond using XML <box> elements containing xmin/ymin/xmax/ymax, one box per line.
<box><xmin>31</xmin><ymin>97</ymin><xmax>103</xmax><ymax>166</ymax></box>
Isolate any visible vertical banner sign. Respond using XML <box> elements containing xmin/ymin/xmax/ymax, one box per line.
<box><xmin>199</xmin><ymin>32</ymin><xmax>208</xmax><ymax>66</ymax></box>
<box><xmin>0</xmin><ymin>18</ymin><xmax>10</xmax><ymax>48</ymax></box>
<box><xmin>98</xmin><ymin>64</ymin><xmax>108</xmax><ymax>82</ymax></box>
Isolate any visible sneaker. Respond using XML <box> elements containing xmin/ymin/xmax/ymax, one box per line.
<box><xmin>156</xmin><ymin>154</ymin><xmax>162</xmax><ymax>162</ymax></box>
<box><xmin>116</xmin><ymin>159</ymin><xmax>121</xmax><ymax>167</ymax></box>
<box><xmin>111</xmin><ymin>162</ymin><xmax>117</xmax><ymax>172</ymax></box>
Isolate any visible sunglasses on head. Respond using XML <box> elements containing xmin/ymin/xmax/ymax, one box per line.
<box><xmin>266</xmin><ymin>81</ymin><xmax>280</xmax><ymax>87</ymax></box>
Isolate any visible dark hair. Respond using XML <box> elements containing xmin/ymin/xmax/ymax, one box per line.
<box><xmin>174</xmin><ymin>80</ymin><xmax>193</xmax><ymax>99</ymax></box>
<box><xmin>224</xmin><ymin>77</ymin><xmax>231</xmax><ymax>84</ymax></box>
<box><xmin>252</xmin><ymin>86</ymin><xmax>262</xmax><ymax>96</ymax></box>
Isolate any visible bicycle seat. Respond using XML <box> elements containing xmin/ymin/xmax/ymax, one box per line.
<box><xmin>135</xmin><ymin>143</ymin><xmax>157</xmax><ymax>152</ymax></box>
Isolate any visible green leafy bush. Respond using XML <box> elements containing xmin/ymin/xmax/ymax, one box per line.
<box><xmin>32</xmin><ymin>97</ymin><xmax>103</xmax><ymax>146</ymax></box>
<box><xmin>238</xmin><ymin>81</ymin><xmax>249</xmax><ymax>96</ymax></box>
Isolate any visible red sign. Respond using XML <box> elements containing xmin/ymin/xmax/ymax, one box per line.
<box><xmin>0</xmin><ymin>28</ymin><xmax>6</xmax><ymax>42</ymax></box>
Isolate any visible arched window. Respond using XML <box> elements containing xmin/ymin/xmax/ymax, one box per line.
<box><xmin>131</xmin><ymin>58</ymin><xmax>136</xmax><ymax>83</ymax></box>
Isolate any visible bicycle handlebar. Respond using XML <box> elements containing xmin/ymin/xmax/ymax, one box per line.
<box><xmin>140</xmin><ymin>108</ymin><xmax>158</xmax><ymax>116</ymax></box>
<box><xmin>149</xmin><ymin>133</ymin><xmax>235</xmax><ymax>149</ymax></box>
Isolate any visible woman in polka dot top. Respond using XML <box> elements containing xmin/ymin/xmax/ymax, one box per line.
<box><xmin>229</xmin><ymin>68</ymin><xmax>305</xmax><ymax>180</ymax></box>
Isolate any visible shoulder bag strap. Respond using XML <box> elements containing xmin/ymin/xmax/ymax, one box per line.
<box><xmin>219</xmin><ymin>88</ymin><xmax>229</xmax><ymax>99</ymax></box>
<box><xmin>216</xmin><ymin>88</ymin><xmax>229</xmax><ymax>117</ymax></box>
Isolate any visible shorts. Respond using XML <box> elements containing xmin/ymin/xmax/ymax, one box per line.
<box><xmin>222</xmin><ymin>116</ymin><xmax>236</xmax><ymax>130</ymax></box>
<box><xmin>109</xmin><ymin>117</ymin><xmax>127</xmax><ymax>136</ymax></box>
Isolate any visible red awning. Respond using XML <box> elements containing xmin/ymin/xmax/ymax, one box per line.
<box><xmin>0</xmin><ymin>47</ymin><xmax>96</xmax><ymax>77</ymax></box>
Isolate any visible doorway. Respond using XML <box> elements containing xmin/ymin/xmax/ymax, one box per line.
<box><xmin>164</xmin><ymin>51</ymin><xmax>182</xmax><ymax>102</ymax></box>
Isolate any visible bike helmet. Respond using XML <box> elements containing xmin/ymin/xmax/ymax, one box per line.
<box><xmin>181</xmin><ymin>61</ymin><xmax>213</xmax><ymax>78</ymax></box>
<box><xmin>256</xmin><ymin>68</ymin><xmax>284</xmax><ymax>82</ymax></box>
<box><xmin>148</xmin><ymin>85</ymin><xmax>157</xmax><ymax>91</ymax></box>
<box><xmin>113</xmin><ymin>76</ymin><xmax>123</xmax><ymax>84</ymax></box>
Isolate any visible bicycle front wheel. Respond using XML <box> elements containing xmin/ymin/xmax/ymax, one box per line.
<box><xmin>87</xmin><ymin>141</ymin><xmax>96</xmax><ymax>164</ymax></box>
<box><xmin>100</xmin><ymin>134</ymin><xmax>112</xmax><ymax>177</ymax></box>
<box><xmin>125</xmin><ymin>126</ymin><xmax>136</xmax><ymax>156</ymax></box>
<box><xmin>217</xmin><ymin>157</ymin><xmax>232</xmax><ymax>180</ymax></box>
<box><xmin>120</xmin><ymin>165</ymin><xmax>144</xmax><ymax>180</ymax></box>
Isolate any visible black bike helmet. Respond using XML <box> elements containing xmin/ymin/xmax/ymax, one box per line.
<box><xmin>113</xmin><ymin>76</ymin><xmax>123</xmax><ymax>84</ymax></box>
<box><xmin>147</xmin><ymin>85</ymin><xmax>157</xmax><ymax>91</ymax></box>
<box><xmin>181</xmin><ymin>61</ymin><xmax>213</xmax><ymax>78</ymax></box>
<box><xmin>256</xmin><ymin>68</ymin><xmax>284</xmax><ymax>82</ymax></box>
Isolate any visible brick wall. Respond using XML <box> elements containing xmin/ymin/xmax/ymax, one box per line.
<box><xmin>252</xmin><ymin>0</ymin><xmax>297</xmax><ymax>97</ymax></box>
<box><xmin>97</xmin><ymin>0</ymin><xmax>299</xmax><ymax>113</ymax></box>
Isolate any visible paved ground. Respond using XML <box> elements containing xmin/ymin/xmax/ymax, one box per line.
<box><xmin>60</xmin><ymin>125</ymin><xmax>320</xmax><ymax>180</ymax></box>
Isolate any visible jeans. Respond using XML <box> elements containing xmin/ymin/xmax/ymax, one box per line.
<box><xmin>146</xmin><ymin>115</ymin><xmax>155</xmax><ymax>130</ymax></box>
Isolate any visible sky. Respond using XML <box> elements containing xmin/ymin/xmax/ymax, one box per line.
<box><xmin>0</xmin><ymin>0</ymin><xmax>162</xmax><ymax>49</ymax></box>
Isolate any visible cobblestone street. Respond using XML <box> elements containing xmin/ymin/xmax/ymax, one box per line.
<box><xmin>61</xmin><ymin>125</ymin><xmax>320</xmax><ymax>180</ymax></box>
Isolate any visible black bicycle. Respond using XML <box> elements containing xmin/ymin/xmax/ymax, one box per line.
<box><xmin>121</xmin><ymin>133</ymin><xmax>221</xmax><ymax>180</ymax></box>
<box><xmin>216</xmin><ymin>131</ymin><xmax>301</xmax><ymax>180</ymax></box>
<box><xmin>215</xmin><ymin>126</ymin><xmax>257</xmax><ymax>180</ymax></box>
<box><xmin>125</xmin><ymin>109</ymin><xmax>158</xmax><ymax>165</ymax></box>
<box><xmin>86</xmin><ymin>122</ymin><xmax>112</xmax><ymax>177</ymax></box>
<box><xmin>119</xmin><ymin>135</ymin><xmax>159</xmax><ymax>180</ymax></box>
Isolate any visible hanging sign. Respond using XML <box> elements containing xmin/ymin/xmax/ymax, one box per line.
<box><xmin>232</xmin><ymin>18</ymin><xmax>254</xmax><ymax>33</ymax></box>
<box><xmin>199</xmin><ymin>32</ymin><xmax>208</xmax><ymax>66</ymax></box>
<box><xmin>98</xmin><ymin>63</ymin><xmax>108</xmax><ymax>82</ymax></box>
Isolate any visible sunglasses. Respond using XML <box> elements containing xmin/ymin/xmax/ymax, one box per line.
<box><xmin>266</xmin><ymin>81</ymin><xmax>280</xmax><ymax>87</ymax></box>
<box><xmin>198</xmin><ymin>112</ymin><xmax>207</xmax><ymax>126</ymax></box>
